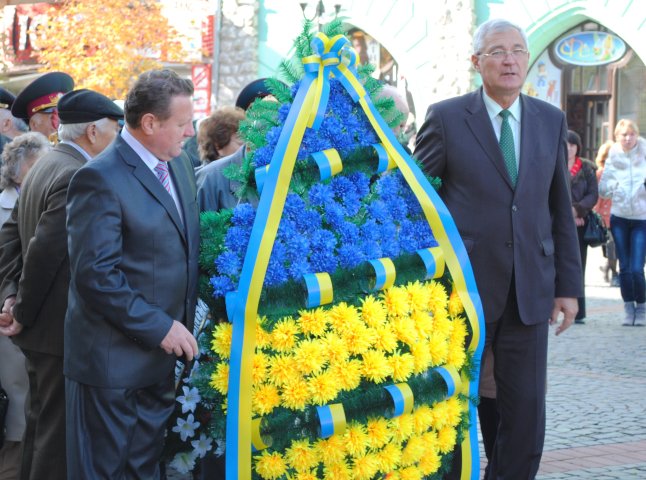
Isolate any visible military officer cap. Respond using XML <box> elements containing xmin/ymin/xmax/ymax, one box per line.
<box><xmin>0</xmin><ymin>87</ymin><xmax>16</xmax><ymax>110</ymax></box>
<box><xmin>235</xmin><ymin>78</ymin><xmax>275</xmax><ymax>111</ymax></box>
<box><xmin>57</xmin><ymin>89</ymin><xmax>124</xmax><ymax>124</ymax></box>
<box><xmin>11</xmin><ymin>72</ymin><xmax>74</xmax><ymax>120</ymax></box>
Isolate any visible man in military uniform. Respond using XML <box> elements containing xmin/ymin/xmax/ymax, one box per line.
<box><xmin>11</xmin><ymin>72</ymin><xmax>74</xmax><ymax>141</ymax></box>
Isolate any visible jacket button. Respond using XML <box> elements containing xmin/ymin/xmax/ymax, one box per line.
<box><xmin>512</xmin><ymin>205</ymin><xmax>518</xmax><ymax>212</ymax></box>
<box><xmin>506</xmin><ymin>241</ymin><xmax>513</xmax><ymax>247</ymax></box>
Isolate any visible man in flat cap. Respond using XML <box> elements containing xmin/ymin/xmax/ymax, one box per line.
<box><xmin>0</xmin><ymin>87</ymin><xmax>28</xmax><ymax>154</ymax></box>
<box><xmin>11</xmin><ymin>71</ymin><xmax>74</xmax><ymax>141</ymax></box>
<box><xmin>0</xmin><ymin>89</ymin><xmax>122</xmax><ymax>480</ymax></box>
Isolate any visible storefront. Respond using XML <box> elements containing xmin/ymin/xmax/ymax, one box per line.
<box><xmin>524</xmin><ymin>23</ymin><xmax>645</xmax><ymax>159</ymax></box>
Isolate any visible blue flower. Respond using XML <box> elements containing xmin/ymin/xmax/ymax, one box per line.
<box><xmin>283</xmin><ymin>193</ymin><xmax>307</xmax><ymax>221</ymax></box>
<box><xmin>360</xmin><ymin>219</ymin><xmax>381</xmax><ymax>242</ymax></box>
<box><xmin>363</xmin><ymin>239</ymin><xmax>382</xmax><ymax>259</ymax></box>
<box><xmin>215</xmin><ymin>251</ymin><xmax>241</xmax><ymax>277</ymax></box>
<box><xmin>210</xmin><ymin>275</ymin><xmax>235</xmax><ymax>298</ymax></box>
<box><xmin>338</xmin><ymin>243</ymin><xmax>365</xmax><ymax>269</ymax></box>
<box><xmin>224</xmin><ymin>226</ymin><xmax>251</xmax><ymax>255</ymax></box>
<box><xmin>231</xmin><ymin>203</ymin><xmax>256</xmax><ymax>227</ymax></box>
<box><xmin>309</xmin><ymin>183</ymin><xmax>334</xmax><ymax>208</ymax></box>
<box><xmin>367</xmin><ymin>200</ymin><xmax>390</xmax><ymax>223</ymax></box>
<box><xmin>288</xmin><ymin>259</ymin><xmax>311</xmax><ymax>279</ymax></box>
<box><xmin>338</xmin><ymin>221</ymin><xmax>359</xmax><ymax>244</ymax></box>
<box><xmin>324</xmin><ymin>201</ymin><xmax>345</xmax><ymax>229</ymax></box>
<box><xmin>265</xmin><ymin>242</ymin><xmax>288</xmax><ymax>287</ymax></box>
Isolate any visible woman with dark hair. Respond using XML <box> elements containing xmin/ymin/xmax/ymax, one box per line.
<box><xmin>567</xmin><ymin>130</ymin><xmax>599</xmax><ymax>324</ymax></box>
<box><xmin>599</xmin><ymin>119</ymin><xmax>646</xmax><ymax>326</ymax></box>
<box><xmin>196</xmin><ymin>106</ymin><xmax>245</xmax><ymax>165</ymax></box>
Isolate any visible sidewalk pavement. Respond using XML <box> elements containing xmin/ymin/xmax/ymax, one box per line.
<box><xmin>479</xmin><ymin>246</ymin><xmax>646</xmax><ymax>479</ymax></box>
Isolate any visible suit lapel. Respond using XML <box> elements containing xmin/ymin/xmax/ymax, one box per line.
<box><xmin>115</xmin><ymin>138</ymin><xmax>187</xmax><ymax>243</ymax></box>
<box><xmin>517</xmin><ymin>94</ymin><xmax>540</xmax><ymax>189</ymax></box>
<box><xmin>464</xmin><ymin>89</ymin><xmax>514</xmax><ymax>190</ymax></box>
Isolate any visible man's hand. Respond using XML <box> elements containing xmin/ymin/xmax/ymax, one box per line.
<box><xmin>0</xmin><ymin>318</ymin><xmax>23</xmax><ymax>337</ymax></box>
<box><xmin>549</xmin><ymin>297</ymin><xmax>578</xmax><ymax>335</ymax></box>
<box><xmin>0</xmin><ymin>296</ymin><xmax>16</xmax><ymax>328</ymax></box>
<box><xmin>160</xmin><ymin>320</ymin><xmax>198</xmax><ymax>361</ymax></box>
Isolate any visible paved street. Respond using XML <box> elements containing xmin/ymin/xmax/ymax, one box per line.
<box><xmin>479</xmin><ymin>246</ymin><xmax>646</xmax><ymax>479</ymax></box>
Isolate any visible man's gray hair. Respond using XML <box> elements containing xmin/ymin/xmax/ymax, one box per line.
<box><xmin>473</xmin><ymin>18</ymin><xmax>528</xmax><ymax>54</ymax></box>
<box><xmin>58</xmin><ymin>117</ymin><xmax>113</xmax><ymax>142</ymax></box>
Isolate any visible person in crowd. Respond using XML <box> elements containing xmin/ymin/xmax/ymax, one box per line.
<box><xmin>598</xmin><ymin>119</ymin><xmax>646</xmax><ymax>326</ymax></box>
<box><xmin>0</xmin><ymin>89</ymin><xmax>123</xmax><ymax>480</ymax></box>
<box><xmin>414</xmin><ymin>18</ymin><xmax>581</xmax><ymax>479</ymax></box>
<box><xmin>196</xmin><ymin>78</ymin><xmax>278</xmax><ymax>212</ymax></box>
<box><xmin>0</xmin><ymin>132</ymin><xmax>49</xmax><ymax>480</ymax></box>
<box><xmin>567</xmin><ymin>130</ymin><xmax>599</xmax><ymax>324</ymax></box>
<box><xmin>594</xmin><ymin>141</ymin><xmax>619</xmax><ymax>286</ymax></box>
<box><xmin>10</xmin><ymin>72</ymin><xmax>74</xmax><ymax>141</ymax></box>
<box><xmin>64</xmin><ymin>70</ymin><xmax>199</xmax><ymax>479</ymax></box>
<box><xmin>196</xmin><ymin>106</ymin><xmax>245</xmax><ymax>166</ymax></box>
<box><xmin>0</xmin><ymin>88</ymin><xmax>28</xmax><ymax>155</ymax></box>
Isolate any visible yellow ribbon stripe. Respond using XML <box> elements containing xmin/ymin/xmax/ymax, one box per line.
<box><xmin>312</xmin><ymin>148</ymin><xmax>343</xmax><ymax>180</ymax></box>
<box><xmin>251</xmin><ymin>418</ymin><xmax>269</xmax><ymax>452</ymax></box>
<box><xmin>316</xmin><ymin>403</ymin><xmax>347</xmax><ymax>438</ymax></box>
<box><xmin>369</xmin><ymin>257</ymin><xmax>396</xmax><ymax>291</ymax></box>
<box><xmin>385</xmin><ymin>383</ymin><xmax>415</xmax><ymax>417</ymax></box>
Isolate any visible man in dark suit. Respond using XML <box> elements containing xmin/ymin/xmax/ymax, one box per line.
<box><xmin>0</xmin><ymin>89</ymin><xmax>123</xmax><ymax>480</ymax></box>
<box><xmin>414</xmin><ymin>19</ymin><xmax>582</xmax><ymax>479</ymax></box>
<box><xmin>65</xmin><ymin>69</ymin><xmax>199</xmax><ymax>479</ymax></box>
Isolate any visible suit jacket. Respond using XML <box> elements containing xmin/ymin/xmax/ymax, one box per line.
<box><xmin>414</xmin><ymin>89</ymin><xmax>582</xmax><ymax>325</ymax></box>
<box><xmin>0</xmin><ymin>143</ymin><xmax>87</xmax><ymax>356</ymax></box>
<box><xmin>64</xmin><ymin>135</ymin><xmax>199</xmax><ymax>389</ymax></box>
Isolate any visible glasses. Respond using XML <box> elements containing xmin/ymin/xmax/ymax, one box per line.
<box><xmin>479</xmin><ymin>49</ymin><xmax>529</xmax><ymax>60</ymax></box>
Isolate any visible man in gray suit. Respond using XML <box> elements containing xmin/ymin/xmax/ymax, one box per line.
<box><xmin>414</xmin><ymin>19</ymin><xmax>582</xmax><ymax>479</ymax></box>
<box><xmin>0</xmin><ymin>89</ymin><xmax>123</xmax><ymax>480</ymax></box>
<box><xmin>65</xmin><ymin>69</ymin><xmax>199</xmax><ymax>479</ymax></box>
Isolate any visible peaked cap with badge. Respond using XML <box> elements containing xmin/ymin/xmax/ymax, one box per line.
<box><xmin>11</xmin><ymin>72</ymin><xmax>74</xmax><ymax>120</ymax></box>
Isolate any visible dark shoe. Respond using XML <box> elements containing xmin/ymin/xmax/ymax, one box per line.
<box><xmin>574</xmin><ymin>319</ymin><xmax>585</xmax><ymax>324</ymax></box>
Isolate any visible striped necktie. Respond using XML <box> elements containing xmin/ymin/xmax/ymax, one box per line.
<box><xmin>499</xmin><ymin>109</ymin><xmax>517</xmax><ymax>186</ymax></box>
<box><xmin>154</xmin><ymin>160</ymin><xmax>171</xmax><ymax>193</ymax></box>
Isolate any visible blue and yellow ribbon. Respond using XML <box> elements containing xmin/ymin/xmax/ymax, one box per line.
<box><xmin>303</xmin><ymin>272</ymin><xmax>333</xmax><ymax>308</ymax></box>
<box><xmin>316</xmin><ymin>403</ymin><xmax>347</xmax><ymax>438</ymax></box>
<box><xmin>254</xmin><ymin>165</ymin><xmax>270</xmax><ymax>194</ymax></box>
<box><xmin>225</xmin><ymin>31</ymin><xmax>484</xmax><ymax>480</ymax></box>
<box><xmin>435</xmin><ymin>365</ymin><xmax>462</xmax><ymax>399</ymax></box>
<box><xmin>417</xmin><ymin>247</ymin><xmax>445</xmax><ymax>280</ymax></box>
<box><xmin>373</xmin><ymin>143</ymin><xmax>396</xmax><ymax>173</ymax></box>
<box><xmin>251</xmin><ymin>418</ymin><xmax>269</xmax><ymax>452</ymax></box>
<box><xmin>384</xmin><ymin>383</ymin><xmax>414</xmax><ymax>417</ymax></box>
<box><xmin>312</xmin><ymin>148</ymin><xmax>343</xmax><ymax>180</ymax></box>
<box><xmin>368</xmin><ymin>257</ymin><xmax>396</xmax><ymax>291</ymax></box>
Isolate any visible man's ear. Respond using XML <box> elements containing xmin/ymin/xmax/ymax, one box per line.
<box><xmin>86</xmin><ymin>123</ymin><xmax>98</xmax><ymax>144</ymax></box>
<box><xmin>471</xmin><ymin>54</ymin><xmax>480</xmax><ymax>72</ymax></box>
<box><xmin>140</xmin><ymin>113</ymin><xmax>156</xmax><ymax>135</ymax></box>
<box><xmin>51</xmin><ymin>110</ymin><xmax>60</xmax><ymax>130</ymax></box>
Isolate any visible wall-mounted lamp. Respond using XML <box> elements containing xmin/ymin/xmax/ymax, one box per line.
<box><xmin>299</xmin><ymin>1</ymin><xmax>342</xmax><ymax>25</ymax></box>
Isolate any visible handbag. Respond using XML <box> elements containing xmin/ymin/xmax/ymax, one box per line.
<box><xmin>583</xmin><ymin>211</ymin><xmax>608</xmax><ymax>247</ymax></box>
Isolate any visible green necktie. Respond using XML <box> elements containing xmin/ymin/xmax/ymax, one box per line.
<box><xmin>499</xmin><ymin>109</ymin><xmax>517</xmax><ymax>186</ymax></box>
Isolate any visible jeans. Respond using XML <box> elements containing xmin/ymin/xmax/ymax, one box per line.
<box><xmin>609</xmin><ymin>215</ymin><xmax>646</xmax><ymax>303</ymax></box>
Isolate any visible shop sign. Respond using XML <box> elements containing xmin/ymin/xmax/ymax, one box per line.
<box><xmin>555</xmin><ymin>32</ymin><xmax>626</xmax><ymax>66</ymax></box>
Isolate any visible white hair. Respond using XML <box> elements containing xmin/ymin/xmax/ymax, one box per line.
<box><xmin>58</xmin><ymin>117</ymin><xmax>113</xmax><ymax>142</ymax></box>
<box><xmin>473</xmin><ymin>18</ymin><xmax>528</xmax><ymax>54</ymax></box>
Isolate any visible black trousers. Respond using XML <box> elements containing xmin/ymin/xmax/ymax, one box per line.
<box><xmin>21</xmin><ymin>350</ymin><xmax>66</xmax><ymax>480</ymax></box>
<box><xmin>66</xmin><ymin>374</ymin><xmax>175</xmax><ymax>480</ymax></box>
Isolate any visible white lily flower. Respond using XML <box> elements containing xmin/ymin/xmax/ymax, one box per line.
<box><xmin>191</xmin><ymin>433</ymin><xmax>213</xmax><ymax>458</ymax></box>
<box><xmin>177</xmin><ymin>385</ymin><xmax>201</xmax><ymax>413</ymax></box>
<box><xmin>172</xmin><ymin>414</ymin><xmax>200</xmax><ymax>442</ymax></box>
<box><xmin>169</xmin><ymin>450</ymin><xmax>197</xmax><ymax>474</ymax></box>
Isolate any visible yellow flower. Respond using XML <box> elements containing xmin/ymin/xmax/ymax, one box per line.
<box><xmin>405</xmin><ymin>281</ymin><xmax>431</xmax><ymax>314</ymax></box>
<box><xmin>256</xmin><ymin>317</ymin><xmax>271</xmax><ymax>350</ymax></box>
<box><xmin>376</xmin><ymin>442</ymin><xmax>402</xmax><ymax>472</ymax></box>
<box><xmin>328</xmin><ymin>359</ymin><xmax>362</xmax><ymax>391</ymax></box>
<box><xmin>365</xmin><ymin>417</ymin><xmax>392</xmax><ymax>450</ymax></box>
<box><xmin>285</xmin><ymin>439</ymin><xmax>318</xmax><ymax>473</ymax></box>
<box><xmin>271</xmin><ymin>317</ymin><xmax>300</xmax><ymax>352</ymax></box>
<box><xmin>418</xmin><ymin>446</ymin><xmax>441</xmax><ymax>475</ymax></box>
<box><xmin>252</xmin><ymin>384</ymin><xmax>281</xmax><ymax>416</ymax></box>
<box><xmin>209</xmin><ymin>362</ymin><xmax>229</xmax><ymax>395</ymax></box>
<box><xmin>391</xmin><ymin>316</ymin><xmax>418</xmax><ymax>347</ymax></box>
<box><xmin>431</xmin><ymin>401</ymin><xmax>449</xmax><ymax>430</ymax></box>
<box><xmin>425</xmin><ymin>281</ymin><xmax>448</xmax><ymax>313</ymax></box>
<box><xmin>328</xmin><ymin>302</ymin><xmax>361</xmax><ymax>333</ymax></box>
<box><xmin>401</xmin><ymin>435</ymin><xmax>425</xmax><ymax>466</ymax></box>
<box><xmin>267</xmin><ymin>354</ymin><xmax>299</xmax><ymax>387</ymax></box>
<box><xmin>210</xmin><ymin>322</ymin><xmax>232</xmax><ymax>359</ymax></box>
<box><xmin>444</xmin><ymin>396</ymin><xmax>464</xmax><ymax>428</ymax></box>
<box><xmin>381</xmin><ymin>286</ymin><xmax>410</xmax><ymax>318</ymax></box>
<box><xmin>410</xmin><ymin>310</ymin><xmax>434</xmax><ymax>339</ymax></box>
<box><xmin>448</xmin><ymin>288</ymin><xmax>465</xmax><ymax>317</ymax></box>
<box><xmin>437</xmin><ymin>426</ymin><xmax>457</xmax><ymax>454</ymax></box>
<box><xmin>412</xmin><ymin>404</ymin><xmax>434</xmax><ymax>434</ymax></box>
<box><xmin>322</xmin><ymin>332</ymin><xmax>350</xmax><ymax>364</ymax></box>
<box><xmin>433</xmin><ymin>310</ymin><xmax>452</xmax><ymax>338</ymax></box>
<box><xmin>344</xmin><ymin>422</ymin><xmax>369</xmax><ymax>458</ymax></box>
<box><xmin>361</xmin><ymin>349</ymin><xmax>392</xmax><ymax>383</ymax></box>
<box><xmin>389</xmin><ymin>351</ymin><xmax>415</xmax><ymax>382</ymax></box>
<box><xmin>252</xmin><ymin>351</ymin><xmax>270</xmax><ymax>385</ymax></box>
<box><xmin>360</xmin><ymin>295</ymin><xmax>387</xmax><ymax>327</ymax></box>
<box><xmin>450</xmin><ymin>315</ymin><xmax>468</xmax><ymax>343</ymax></box>
<box><xmin>351</xmin><ymin>453</ymin><xmax>380</xmax><ymax>480</ymax></box>
<box><xmin>294</xmin><ymin>339</ymin><xmax>327</xmax><ymax>375</ymax></box>
<box><xmin>446</xmin><ymin>342</ymin><xmax>466</xmax><ymax>369</ymax></box>
<box><xmin>316</xmin><ymin>435</ymin><xmax>347</xmax><ymax>466</ymax></box>
<box><xmin>322</xmin><ymin>459</ymin><xmax>351</xmax><ymax>479</ymax></box>
<box><xmin>308</xmin><ymin>371</ymin><xmax>339</xmax><ymax>405</ymax></box>
<box><xmin>391</xmin><ymin>414</ymin><xmax>415</xmax><ymax>443</ymax></box>
<box><xmin>372</xmin><ymin>323</ymin><xmax>398</xmax><ymax>353</ymax></box>
<box><xmin>342</xmin><ymin>319</ymin><xmax>376</xmax><ymax>355</ymax></box>
<box><xmin>298</xmin><ymin>307</ymin><xmax>329</xmax><ymax>337</ymax></box>
<box><xmin>281</xmin><ymin>377</ymin><xmax>310</xmax><ymax>410</ymax></box>
<box><xmin>254</xmin><ymin>451</ymin><xmax>287</xmax><ymax>480</ymax></box>
<box><xmin>399</xmin><ymin>465</ymin><xmax>423</xmax><ymax>480</ymax></box>
<box><xmin>409</xmin><ymin>343</ymin><xmax>433</xmax><ymax>374</ymax></box>
<box><xmin>293</xmin><ymin>472</ymin><xmax>317</xmax><ymax>480</ymax></box>
<box><xmin>427</xmin><ymin>333</ymin><xmax>449</xmax><ymax>366</ymax></box>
